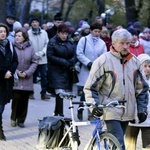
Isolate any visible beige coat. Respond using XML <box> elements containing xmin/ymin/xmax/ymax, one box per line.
<box><xmin>84</xmin><ymin>47</ymin><xmax>148</xmax><ymax>121</ymax></box>
<box><xmin>28</xmin><ymin>28</ymin><xmax>49</xmax><ymax>65</ymax></box>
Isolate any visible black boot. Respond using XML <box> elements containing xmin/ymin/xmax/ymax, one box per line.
<box><xmin>54</xmin><ymin>94</ymin><xmax>64</xmax><ymax>116</ymax></box>
<box><xmin>77</xmin><ymin>108</ymin><xmax>83</xmax><ymax>120</ymax></box>
<box><xmin>77</xmin><ymin>92</ymin><xmax>85</xmax><ymax>120</ymax></box>
<box><xmin>0</xmin><ymin>121</ymin><xmax>6</xmax><ymax>141</ymax></box>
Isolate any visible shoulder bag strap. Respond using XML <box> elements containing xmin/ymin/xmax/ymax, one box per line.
<box><xmin>83</xmin><ymin>37</ymin><xmax>87</xmax><ymax>53</ymax></box>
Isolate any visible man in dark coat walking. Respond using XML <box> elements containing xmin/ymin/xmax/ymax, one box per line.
<box><xmin>46</xmin><ymin>12</ymin><xmax>63</xmax><ymax>40</ymax></box>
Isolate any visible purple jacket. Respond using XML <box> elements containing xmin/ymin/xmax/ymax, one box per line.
<box><xmin>13</xmin><ymin>41</ymin><xmax>38</xmax><ymax>91</ymax></box>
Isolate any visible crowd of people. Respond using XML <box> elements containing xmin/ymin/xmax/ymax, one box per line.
<box><xmin>0</xmin><ymin>12</ymin><xmax>150</xmax><ymax>149</ymax></box>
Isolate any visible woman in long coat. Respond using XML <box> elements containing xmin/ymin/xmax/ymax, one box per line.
<box><xmin>47</xmin><ymin>23</ymin><xmax>77</xmax><ymax>116</ymax></box>
<box><xmin>0</xmin><ymin>23</ymin><xmax>18</xmax><ymax>140</ymax></box>
<box><xmin>76</xmin><ymin>22</ymin><xmax>107</xmax><ymax>120</ymax></box>
<box><xmin>10</xmin><ymin>28</ymin><xmax>38</xmax><ymax>128</ymax></box>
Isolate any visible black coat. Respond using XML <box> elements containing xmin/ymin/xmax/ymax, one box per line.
<box><xmin>47</xmin><ymin>35</ymin><xmax>77</xmax><ymax>91</ymax></box>
<box><xmin>0</xmin><ymin>41</ymin><xmax>18</xmax><ymax>105</ymax></box>
<box><xmin>46</xmin><ymin>25</ymin><xmax>58</xmax><ymax>40</ymax></box>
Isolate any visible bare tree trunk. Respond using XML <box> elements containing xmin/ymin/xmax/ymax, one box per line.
<box><xmin>19</xmin><ymin>0</ymin><xmax>32</xmax><ymax>25</ymax></box>
<box><xmin>148</xmin><ymin>0</ymin><xmax>150</xmax><ymax>27</ymax></box>
<box><xmin>97</xmin><ymin>0</ymin><xmax>105</xmax><ymax>15</ymax></box>
<box><xmin>64</xmin><ymin>0</ymin><xmax>78</xmax><ymax>21</ymax></box>
<box><xmin>124</xmin><ymin>0</ymin><xmax>138</xmax><ymax>24</ymax></box>
<box><xmin>0</xmin><ymin>0</ymin><xmax>6</xmax><ymax>23</ymax></box>
<box><xmin>60</xmin><ymin>0</ymin><xmax>65</xmax><ymax>15</ymax></box>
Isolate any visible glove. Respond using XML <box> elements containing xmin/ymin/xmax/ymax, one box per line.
<box><xmin>138</xmin><ymin>112</ymin><xmax>147</xmax><ymax>123</ymax></box>
<box><xmin>91</xmin><ymin>106</ymin><xmax>103</xmax><ymax>118</ymax></box>
<box><xmin>36</xmin><ymin>52</ymin><xmax>44</xmax><ymax>59</ymax></box>
<box><xmin>87</xmin><ymin>62</ymin><xmax>92</xmax><ymax>70</ymax></box>
<box><xmin>130</xmin><ymin>119</ymin><xmax>136</xmax><ymax>124</ymax></box>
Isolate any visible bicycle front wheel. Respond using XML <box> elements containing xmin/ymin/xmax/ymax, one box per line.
<box><xmin>92</xmin><ymin>132</ymin><xmax>122</xmax><ymax>150</ymax></box>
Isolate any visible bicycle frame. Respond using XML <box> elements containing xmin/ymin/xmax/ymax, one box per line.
<box><xmin>58</xmin><ymin>92</ymin><xmax>125</xmax><ymax>150</ymax></box>
<box><xmin>67</xmin><ymin>97</ymin><xmax>106</xmax><ymax>150</ymax></box>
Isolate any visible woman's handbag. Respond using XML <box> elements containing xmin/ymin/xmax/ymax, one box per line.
<box><xmin>70</xmin><ymin>67</ymin><xmax>79</xmax><ymax>84</ymax></box>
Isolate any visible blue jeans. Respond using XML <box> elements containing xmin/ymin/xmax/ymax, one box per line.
<box><xmin>0</xmin><ymin>105</ymin><xmax>5</xmax><ymax>123</ymax></box>
<box><xmin>105</xmin><ymin>120</ymin><xmax>129</xmax><ymax>150</ymax></box>
<box><xmin>33</xmin><ymin>64</ymin><xmax>47</xmax><ymax>95</ymax></box>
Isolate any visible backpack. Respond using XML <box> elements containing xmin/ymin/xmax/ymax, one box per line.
<box><xmin>36</xmin><ymin>116</ymin><xmax>70</xmax><ymax>150</ymax></box>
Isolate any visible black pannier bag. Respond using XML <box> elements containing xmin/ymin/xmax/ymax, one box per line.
<box><xmin>36</xmin><ymin>116</ymin><xmax>70</xmax><ymax>149</ymax></box>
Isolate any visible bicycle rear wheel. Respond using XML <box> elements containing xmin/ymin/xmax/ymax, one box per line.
<box><xmin>92</xmin><ymin>132</ymin><xmax>122</xmax><ymax>150</ymax></box>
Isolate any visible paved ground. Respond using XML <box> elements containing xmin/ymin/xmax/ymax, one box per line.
<box><xmin>0</xmin><ymin>83</ymin><xmax>142</xmax><ymax>150</ymax></box>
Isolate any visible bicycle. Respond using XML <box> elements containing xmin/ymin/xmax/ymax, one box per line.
<box><xmin>47</xmin><ymin>92</ymin><xmax>125</xmax><ymax>150</ymax></box>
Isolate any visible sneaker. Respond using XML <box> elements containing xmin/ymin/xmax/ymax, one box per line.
<box><xmin>41</xmin><ymin>94</ymin><xmax>50</xmax><ymax>100</ymax></box>
<box><xmin>11</xmin><ymin>120</ymin><xmax>16</xmax><ymax>127</ymax></box>
<box><xmin>29</xmin><ymin>94</ymin><xmax>35</xmax><ymax>100</ymax></box>
<box><xmin>18</xmin><ymin>123</ymin><xmax>25</xmax><ymax>128</ymax></box>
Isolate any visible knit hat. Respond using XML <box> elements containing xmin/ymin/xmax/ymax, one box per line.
<box><xmin>133</xmin><ymin>21</ymin><xmax>141</xmax><ymax>28</ymax></box>
<box><xmin>6</xmin><ymin>14</ymin><xmax>16</xmax><ymax>20</ymax></box>
<box><xmin>54</xmin><ymin>12</ymin><xmax>62</xmax><ymax>21</ymax></box>
<box><xmin>143</xmin><ymin>27</ymin><xmax>150</xmax><ymax>33</ymax></box>
<box><xmin>128</xmin><ymin>28</ymin><xmax>138</xmax><ymax>36</ymax></box>
<box><xmin>81</xmin><ymin>23</ymin><xmax>90</xmax><ymax>30</ymax></box>
<box><xmin>13</xmin><ymin>21</ymin><xmax>22</xmax><ymax>31</ymax></box>
<box><xmin>127</xmin><ymin>22</ymin><xmax>133</xmax><ymax>28</ymax></box>
<box><xmin>71</xmin><ymin>31</ymin><xmax>79</xmax><ymax>38</ymax></box>
<box><xmin>78</xmin><ymin>20</ymin><xmax>87</xmax><ymax>28</ymax></box>
<box><xmin>30</xmin><ymin>17</ymin><xmax>40</xmax><ymax>25</ymax></box>
<box><xmin>137</xmin><ymin>54</ymin><xmax>150</xmax><ymax>64</ymax></box>
<box><xmin>64</xmin><ymin>21</ymin><xmax>72</xmax><ymax>26</ymax></box>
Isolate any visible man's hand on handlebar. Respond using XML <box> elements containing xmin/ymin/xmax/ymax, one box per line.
<box><xmin>91</xmin><ymin>106</ymin><xmax>103</xmax><ymax>118</ymax></box>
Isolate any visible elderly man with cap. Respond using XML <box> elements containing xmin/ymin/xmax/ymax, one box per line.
<box><xmin>28</xmin><ymin>17</ymin><xmax>50</xmax><ymax>100</ymax></box>
<box><xmin>46</xmin><ymin>12</ymin><xmax>63</xmax><ymax>40</ymax></box>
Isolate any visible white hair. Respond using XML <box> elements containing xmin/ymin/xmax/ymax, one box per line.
<box><xmin>111</xmin><ymin>29</ymin><xmax>132</xmax><ymax>44</ymax></box>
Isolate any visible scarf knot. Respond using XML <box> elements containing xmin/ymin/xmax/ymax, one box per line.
<box><xmin>0</xmin><ymin>39</ymin><xmax>8</xmax><ymax>55</ymax></box>
<box><xmin>32</xmin><ymin>27</ymin><xmax>41</xmax><ymax>35</ymax></box>
<box><xmin>92</xmin><ymin>37</ymin><xmax>99</xmax><ymax>45</ymax></box>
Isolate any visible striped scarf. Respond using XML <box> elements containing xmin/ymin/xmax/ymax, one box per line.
<box><xmin>0</xmin><ymin>39</ymin><xmax>8</xmax><ymax>55</ymax></box>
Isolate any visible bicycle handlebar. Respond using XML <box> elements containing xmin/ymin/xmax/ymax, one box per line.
<box><xmin>75</xmin><ymin>100</ymin><xmax>127</xmax><ymax>110</ymax></box>
<box><xmin>59</xmin><ymin>92</ymin><xmax>126</xmax><ymax>109</ymax></box>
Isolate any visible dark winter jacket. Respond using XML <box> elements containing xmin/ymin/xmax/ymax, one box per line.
<box><xmin>47</xmin><ymin>35</ymin><xmax>76</xmax><ymax>91</ymax></box>
<box><xmin>0</xmin><ymin>41</ymin><xmax>18</xmax><ymax>105</ymax></box>
<box><xmin>13</xmin><ymin>41</ymin><xmax>38</xmax><ymax>91</ymax></box>
<box><xmin>46</xmin><ymin>25</ymin><xmax>58</xmax><ymax>40</ymax></box>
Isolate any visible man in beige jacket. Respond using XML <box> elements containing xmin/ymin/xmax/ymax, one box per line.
<box><xmin>84</xmin><ymin>29</ymin><xmax>148</xmax><ymax>150</ymax></box>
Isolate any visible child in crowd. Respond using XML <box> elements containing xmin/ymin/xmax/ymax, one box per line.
<box><xmin>100</xmin><ymin>26</ymin><xmax>111</xmax><ymax>51</ymax></box>
<box><xmin>125</xmin><ymin>53</ymin><xmax>150</xmax><ymax>150</ymax></box>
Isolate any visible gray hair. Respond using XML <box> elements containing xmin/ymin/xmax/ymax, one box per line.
<box><xmin>111</xmin><ymin>29</ymin><xmax>132</xmax><ymax>44</ymax></box>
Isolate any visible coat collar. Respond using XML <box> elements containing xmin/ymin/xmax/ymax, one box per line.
<box><xmin>110</xmin><ymin>45</ymin><xmax>134</xmax><ymax>64</ymax></box>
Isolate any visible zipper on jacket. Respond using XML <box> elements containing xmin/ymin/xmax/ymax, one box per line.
<box><xmin>121</xmin><ymin>58</ymin><xmax>126</xmax><ymax>120</ymax></box>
